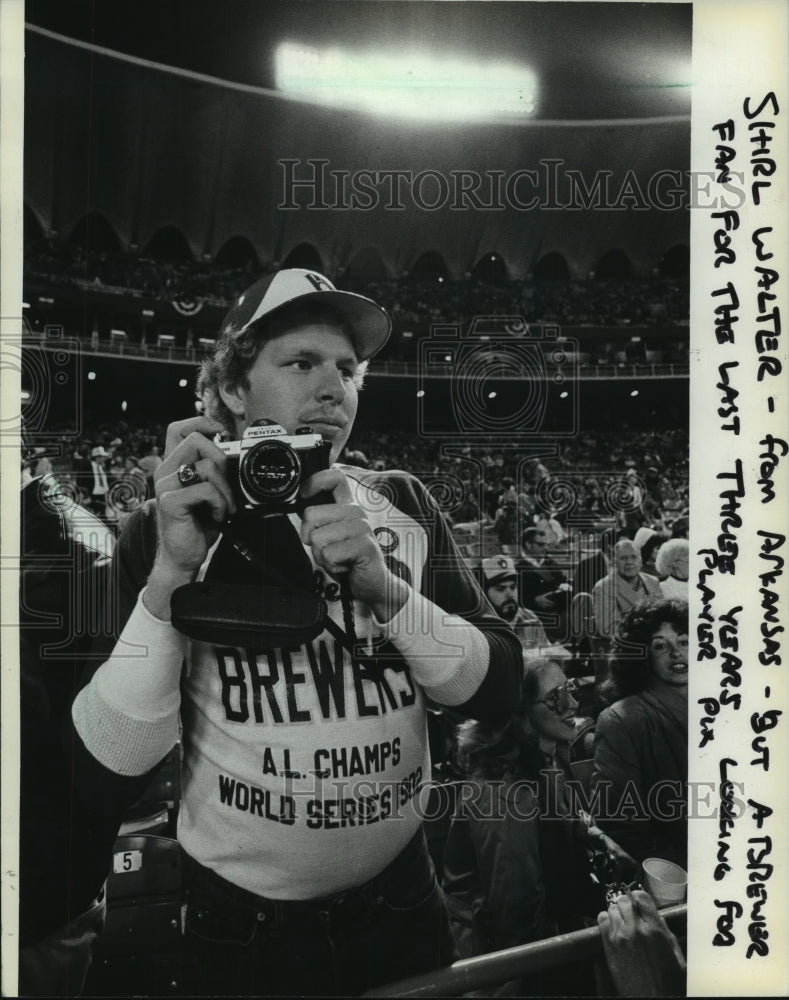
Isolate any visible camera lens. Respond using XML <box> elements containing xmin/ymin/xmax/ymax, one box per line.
<box><xmin>240</xmin><ymin>440</ymin><xmax>301</xmax><ymax>503</ymax></box>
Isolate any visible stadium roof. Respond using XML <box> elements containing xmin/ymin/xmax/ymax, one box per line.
<box><xmin>25</xmin><ymin>1</ymin><xmax>692</xmax><ymax>121</ymax></box>
<box><xmin>22</xmin><ymin>2</ymin><xmax>691</xmax><ymax>279</ymax></box>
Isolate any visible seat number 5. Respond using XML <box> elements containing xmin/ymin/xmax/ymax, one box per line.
<box><xmin>113</xmin><ymin>849</ymin><xmax>143</xmax><ymax>874</ymax></box>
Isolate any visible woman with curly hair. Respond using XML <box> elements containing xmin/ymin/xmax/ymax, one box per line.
<box><xmin>441</xmin><ymin>654</ymin><xmax>637</xmax><ymax>996</ymax></box>
<box><xmin>591</xmin><ymin>598</ymin><xmax>688</xmax><ymax>868</ymax></box>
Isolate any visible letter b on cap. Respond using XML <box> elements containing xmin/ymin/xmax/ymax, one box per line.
<box><xmin>304</xmin><ymin>272</ymin><xmax>334</xmax><ymax>292</ymax></box>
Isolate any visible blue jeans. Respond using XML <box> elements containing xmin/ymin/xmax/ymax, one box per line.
<box><xmin>182</xmin><ymin>830</ymin><xmax>457</xmax><ymax>996</ymax></box>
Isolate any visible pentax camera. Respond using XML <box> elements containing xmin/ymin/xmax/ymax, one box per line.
<box><xmin>217</xmin><ymin>419</ymin><xmax>332</xmax><ymax>514</ymax></box>
<box><xmin>169</xmin><ymin>418</ymin><xmax>333</xmax><ymax>648</ymax></box>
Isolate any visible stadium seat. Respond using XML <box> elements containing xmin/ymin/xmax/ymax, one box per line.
<box><xmin>464</xmin><ymin>539</ymin><xmax>503</xmax><ymax>559</ymax></box>
<box><xmin>570</xmin><ymin>592</ymin><xmax>595</xmax><ymax>638</ymax></box>
<box><xmin>83</xmin><ymin>835</ymin><xmax>183</xmax><ymax>997</ymax></box>
<box><xmin>119</xmin><ymin>744</ymin><xmax>181</xmax><ymax>837</ymax></box>
<box><xmin>119</xmin><ymin>804</ymin><xmax>171</xmax><ymax>837</ymax></box>
<box><xmin>564</xmin><ymin>592</ymin><xmax>595</xmax><ymax>678</ymax></box>
<box><xmin>136</xmin><ymin>745</ymin><xmax>181</xmax><ymax>806</ymax></box>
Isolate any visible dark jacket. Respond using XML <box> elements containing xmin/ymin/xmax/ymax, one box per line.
<box><xmin>572</xmin><ymin>550</ymin><xmax>609</xmax><ymax>597</ymax></box>
<box><xmin>442</xmin><ymin>777</ymin><xmax>553</xmax><ymax>955</ymax></box>
<box><xmin>515</xmin><ymin>554</ymin><xmax>568</xmax><ymax>610</ymax></box>
<box><xmin>442</xmin><ymin>762</ymin><xmax>599</xmax><ymax>996</ymax></box>
<box><xmin>591</xmin><ymin>689</ymin><xmax>688</xmax><ymax>866</ymax></box>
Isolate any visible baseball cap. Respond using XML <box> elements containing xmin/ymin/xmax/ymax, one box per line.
<box><xmin>91</xmin><ymin>446</ymin><xmax>108</xmax><ymax>458</ymax></box>
<box><xmin>481</xmin><ymin>555</ymin><xmax>518</xmax><ymax>586</ymax></box>
<box><xmin>220</xmin><ymin>268</ymin><xmax>391</xmax><ymax>361</ymax></box>
<box><xmin>21</xmin><ymin>445</ymin><xmax>57</xmax><ymax>469</ymax></box>
<box><xmin>21</xmin><ymin>435</ymin><xmax>60</xmax><ymax>462</ymax></box>
<box><xmin>633</xmin><ymin>526</ymin><xmax>657</xmax><ymax>551</ymax></box>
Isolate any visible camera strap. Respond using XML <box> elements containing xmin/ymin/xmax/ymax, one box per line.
<box><xmin>221</xmin><ymin>516</ymin><xmax>385</xmax><ymax>680</ymax></box>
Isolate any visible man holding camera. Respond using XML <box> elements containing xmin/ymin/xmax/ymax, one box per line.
<box><xmin>71</xmin><ymin>269</ymin><xmax>522</xmax><ymax>997</ymax></box>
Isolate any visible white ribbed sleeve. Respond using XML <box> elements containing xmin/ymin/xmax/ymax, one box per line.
<box><xmin>71</xmin><ymin>590</ymin><xmax>184</xmax><ymax>776</ymax></box>
<box><xmin>375</xmin><ymin>585</ymin><xmax>490</xmax><ymax>705</ymax></box>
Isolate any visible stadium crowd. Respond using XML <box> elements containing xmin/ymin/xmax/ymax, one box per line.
<box><xmin>50</xmin><ymin>421</ymin><xmax>688</xmax><ymax>541</ymax></box>
<box><xmin>20</xmin><ymin>267</ymin><xmax>690</xmax><ymax>997</ymax></box>
<box><xmin>25</xmin><ymin>236</ymin><xmax>689</xmax><ymax>332</ymax></box>
<box><xmin>27</xmin><ymin>410</ymin><xmax>690</xmax><ymax>996</ymax></box>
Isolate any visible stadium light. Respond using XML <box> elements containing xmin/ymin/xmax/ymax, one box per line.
<box><xmin>179</xmin><ymin>378</ymin><xmax>188</xmax><ymax>388</ymax></box>
<box><xmin>275</xmin><ymin>43</ymin><xmax>537</xmax><ymax>121</ymax></box>
<box><xmin>87</xmin><ymin>371</ymin><xmax>97</xmax><ymax>381</ymax></box>
<box><xmin>630</xmin><ymin>389</ymin><xmax>640</xmax><ymax>397</ymax></box>
<box><xmin>416</xmin><ymin>390</ymin><xmax>425</xmax><ymax>398</ymax></box>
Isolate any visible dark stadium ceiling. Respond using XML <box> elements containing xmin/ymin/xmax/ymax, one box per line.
<box><xmin>25</xmin><ymin>0</ymin><xmax>692</xmax><ymax>121</ymax></box>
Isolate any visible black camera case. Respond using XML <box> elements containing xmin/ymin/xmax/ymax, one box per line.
<box><xmin>171</xmin><ymin>582</ymin><xmax>328</xmax><ymax>648</ymax></box>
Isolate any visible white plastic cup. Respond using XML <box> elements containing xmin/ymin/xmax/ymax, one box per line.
<box><xmin>642</xmin><ymin>858</ymin><xmax>687</xmax><ymax>907</ymax></box>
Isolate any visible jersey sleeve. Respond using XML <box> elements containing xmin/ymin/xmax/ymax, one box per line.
<box><xmin>70</xmin><ymin>502</ymin><xmax>181</xmax><ymax>811</ymax></box>
<box><xmin>372</xmin><ymin>471</ymin><xmax>522</xmax><ymax>723</ymax></box>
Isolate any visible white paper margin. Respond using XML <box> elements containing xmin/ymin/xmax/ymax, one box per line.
<box><xmin>688</xmin><ymin>0</ymin><xmax>788</xmax><ymax>995</ymax></box>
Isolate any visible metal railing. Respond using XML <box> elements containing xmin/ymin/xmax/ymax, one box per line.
<box><xmin>363</xmin><ymin>903</ymin><xmax>687</xmax><ymax>997</ymax></box>
<box><xmin>22</xmin><ymin>329</ymin><xmax>689</xmax><ymax>380</ymax></box>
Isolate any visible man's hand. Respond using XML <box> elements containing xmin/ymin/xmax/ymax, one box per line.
<box><xmin>597</xmin><ymin>889</ymin><xmax>686</xmax><ymax>997</ymax></box>
<box><xmin>579</xmin><ymin>813</ymin><xmax>642</xmax><ymax>886</ymax></box>
<box><xmin>145</xmin><ymin>417</ymin><xmax>236</xmax><ymax>619</ymax></box>
<box><xmin>300</xmin><ymin>469</ymin><xmax>408</xmax><ymax>623</ymax></box>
